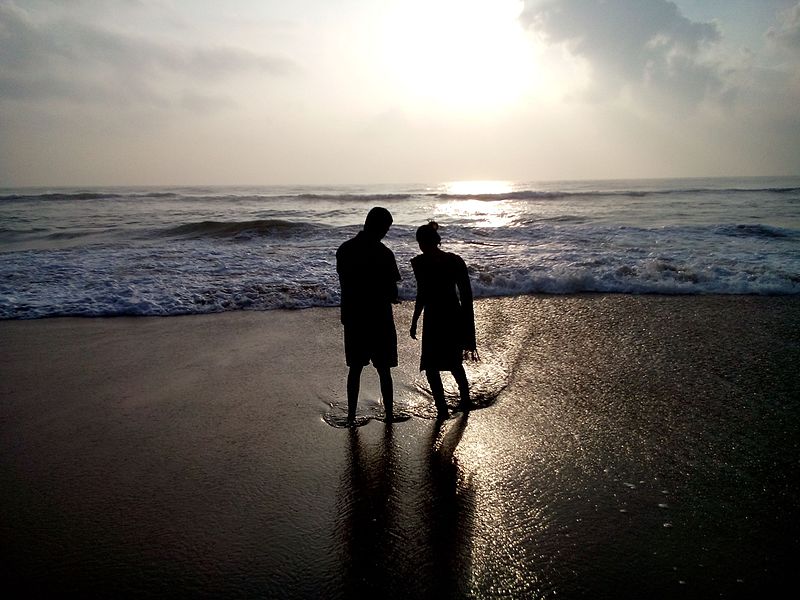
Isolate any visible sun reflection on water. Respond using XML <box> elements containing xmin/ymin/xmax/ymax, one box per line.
<box><xmin>437</xmin><ymin>181</ymin><xmax>517</xmax><ymax>227</ymax></box>
<box><xmin>451</xmin><ymin>413</ymin><xmax>554</xmax><ymax>597</ymax></box>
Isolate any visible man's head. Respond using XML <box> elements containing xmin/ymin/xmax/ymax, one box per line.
<box><xmin>364</xmin><ymin>206</ymin><xmax>393</xmax><ymax>240</ymax></box>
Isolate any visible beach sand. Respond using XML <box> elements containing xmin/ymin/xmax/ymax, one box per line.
<box><xmin>1</xmin><ymin>295</ymin><xmax>798</xmax><ymax>598</ymax></box>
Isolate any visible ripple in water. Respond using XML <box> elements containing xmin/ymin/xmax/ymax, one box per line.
<box><xmin>322</xmin><ymin>349</ymin><xmax>510</xmax><ymax>427</ymax></box>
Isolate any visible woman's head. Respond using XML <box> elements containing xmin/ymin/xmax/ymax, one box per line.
<box><xmin>416</xmin><ymin>221</ymin><xmax>441</xmax><ymax>251</ymax></box>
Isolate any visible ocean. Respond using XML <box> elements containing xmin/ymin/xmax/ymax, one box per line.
<box><xmin>1</xmin><ymin>176</ymin><xmax>799</xmax><ymax>319</ymax></box>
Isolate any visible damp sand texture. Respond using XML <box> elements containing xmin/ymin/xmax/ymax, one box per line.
<box><xmin>1</xmin><ymin>295</ymin><xmax>798</xmax><ymax>599</ymax></box>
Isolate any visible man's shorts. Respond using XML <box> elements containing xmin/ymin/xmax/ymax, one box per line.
<box><xmin>343</xmin><ymin>317</ymin><xmax>398</xmax><ymax>368</ymax></box>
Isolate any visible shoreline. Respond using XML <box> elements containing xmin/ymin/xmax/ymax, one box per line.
<box><xmin>2</xmin><ymin>289</ymin><xmax>800</xmax><ymax>321</ymax></box>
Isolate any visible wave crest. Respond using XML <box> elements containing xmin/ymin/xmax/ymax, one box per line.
<box><xmin>715</xmin><ymin>224</ymin><xmax>794</xmax><ymax>239</ymax></box>
<box><xmin>161</xmin><ymin>219</ymin><xmax>321</xmax><ymax>239</ymax></box>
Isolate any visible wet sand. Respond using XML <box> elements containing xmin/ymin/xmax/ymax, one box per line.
<box><xmin>1</xmin><ymin>295</ymin><xmax>798</xmax><ymax>598</ymax></box>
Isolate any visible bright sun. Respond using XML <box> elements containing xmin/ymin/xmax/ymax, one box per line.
<box><xmin>382</xmin><ymin>0</ymin><xmax>534</xmax><ymax>114</ymax></box>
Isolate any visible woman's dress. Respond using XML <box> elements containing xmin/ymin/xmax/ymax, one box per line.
<box><xmin>411</xmin><ymin>251</ymin><xmax>475</xmax><ymax>371</ymax></box>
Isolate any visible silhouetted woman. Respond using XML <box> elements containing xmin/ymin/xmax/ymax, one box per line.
<box><xmin>409</xmin><ymin>222</ymin><xmax>476</xmax><ymax>417</ymax></box>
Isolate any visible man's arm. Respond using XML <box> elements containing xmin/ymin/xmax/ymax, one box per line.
<box><xmin>387</xmin><ymin>249</ymin><xmax>401</xmax><ymax>304</ymax></box>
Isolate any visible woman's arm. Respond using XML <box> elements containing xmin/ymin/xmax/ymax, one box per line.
<box><xmin>410</xmin><ymin>296</ymin><xmax>423</xmax><ymax>339</ymax></box>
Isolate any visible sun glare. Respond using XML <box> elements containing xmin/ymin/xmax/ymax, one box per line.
<box><xmin>445</xmin><ymin>180</ymin><xmax>513</xmax><ymax>195</ymax></box>
<box><xmin>438</xmin><ymin>181</ymin><xmax>515</xmax><ymax>226</ymax></box>
<box><xmin>382</xmin><ymin>0</ymin><xmax>534</xmax><ymax>114</ymax></box>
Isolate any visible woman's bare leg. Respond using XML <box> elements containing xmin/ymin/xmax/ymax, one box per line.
<box><xmin>426</xmin><ymin>370</ymin><xmax>448</xmax><ymax>416</ymax></box>
<box><xmin>452</xmin><ymin>365</ymin><xmax>471</xmax><ymax>409</ymax></box>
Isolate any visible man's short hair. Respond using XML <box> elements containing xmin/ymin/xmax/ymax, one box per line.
<box><xmin>364</xmin><ymin>207</ymin><xmax>393</xmax><ymax>233</ymax></box>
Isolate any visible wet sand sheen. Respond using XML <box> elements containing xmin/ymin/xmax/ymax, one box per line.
<box><xmin>1</xmin><ymin>295</ymin><xmax>798</xmax><ymax>598</ymax></box>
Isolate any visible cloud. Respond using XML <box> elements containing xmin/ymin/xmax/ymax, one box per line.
<box><xmin>520</xmin><ymin>0</ymin><xmax>731</xmax><ymax>107</ymax></box>
<box><xmin>0</xmin><ymin>1</ymin><xmax>296</xmax><ymax>110</ymax></box>
<box><xmin>767</xmin><ymin>1</ymin><xmax>800</xmax><ymax>52</ymax></box>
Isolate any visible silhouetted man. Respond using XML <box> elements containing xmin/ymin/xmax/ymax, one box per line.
<box><xmin>336</xmin><ymin>207</ymin><xmax>400</xmax><ymax>423</ymax></box>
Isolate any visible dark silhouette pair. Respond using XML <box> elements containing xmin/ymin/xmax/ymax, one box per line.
<box><xmin>336</xmin><ymin>208</ymin><xmax>476</xmax><ymax>423</ymax></box>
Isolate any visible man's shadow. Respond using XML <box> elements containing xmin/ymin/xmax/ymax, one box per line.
<box><xmin>337</xmin><ymin>424</ymin><xmax>398</xmax><ymax>597</ymax></box>
<box><xmin>336</xmin><ymin>415</ymin><xmax>475</xmax><ymax>598</ymax></box>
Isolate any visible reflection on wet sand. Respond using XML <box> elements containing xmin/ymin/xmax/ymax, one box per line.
<box><xmin>338</xmin><ymin>424</ymin><xmax>399</xmax><ymax>597</ymax></box>
<box><xmin>427</xmin><ymin>413</ymin><xmax>475</xmax><ymax>598</ymax></box>
<box><xmin>335</xmin><ymin>414</ymin><xmax>475</xmax><ymax>598</ymax></box>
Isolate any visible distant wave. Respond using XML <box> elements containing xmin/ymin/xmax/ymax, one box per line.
<box><xmin>45</xmin><ymin>230</ymin><xmax>98</xmax><ymax>241</ymax></box>
<box><xmin>435</xmin><ymin>190</ymin><xmax>633</xmax><ymax>201</ymax></box>
<box><xmin>159</xmin><ymin>219</ymin><xmax>323</xmax><ymax>239</ymax></box>
<box><xmin>0</xmin><ymin>226</ymin><xmax>97</xmax><ymax>243</ymax></box>
<box><xmin>292</xmin><ymin>186</ymin><xmax>800</xmax><ymax>202</ymax></box>
<box><xmin>0</xmin><ymin>192</ymin><xmax>124</xmax><ymax>201</ymax></box>
<box><xmin>139</xmin><ymin>192</ymin><xmax>181</xmax><ymax>198</ymax></box>
<box><xmin>292</xmin><ymin>186</ymin><xmax>800</xmax><ymax>203</ymax></box>
<box><xmin>433</xmin><ymin>186</ymin><xmax>800</xmax><ymax>202</ymax></box>
<box><xmin>0</xmin><ymin>226</ymin><xmax>48</xmax><ymax>236</ymax></box>
<box><xmin>0</xmin><ymin>191</ymin><xmax>183</xmax><ymax>202</ymax></box>
<box><xmin>2</xmin><ymin>186</ymin><xmax>798</xmax><ymax>204</ymax></box>
<box><xmin>715</xmin><ymin>223</ymin><xmax>795</xmax><ymax>239</ymax></box>
<box><xmin>295</xmin><ymin>192</ymin><xmax>417</xmax><ymax>202</ymax></box>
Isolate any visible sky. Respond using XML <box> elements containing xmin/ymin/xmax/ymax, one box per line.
<box><xmin>1</xmin><ymin>0</ymin><xmax>799</xmax><ymax>186</ymax></box>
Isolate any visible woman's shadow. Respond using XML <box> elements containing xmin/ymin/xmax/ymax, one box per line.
<box><xmin>336</xmin><ymin>414</ymin><xmax>475</xmax><ymax>598</ymax></box>
<box><xmin>426</xmin><ymin>412</ymin><xmax>475</xmax><ymax>597</ymax></box>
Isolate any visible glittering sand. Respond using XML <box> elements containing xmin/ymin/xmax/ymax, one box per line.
<box><xmin>1</xmin><ymin>295</ymin><xmax>798</xmax><ymax>598</ymax></box>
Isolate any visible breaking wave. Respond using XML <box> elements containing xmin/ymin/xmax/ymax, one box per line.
<box><xmin>159</xmin><ymin>219</ymin><xmax>324</xmax><ymax>240</ymax></box>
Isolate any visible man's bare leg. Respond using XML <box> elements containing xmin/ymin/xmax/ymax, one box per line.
<box><xmin>347</xmin><ymin>365</ymin><xmax>363</xmax><ymax>423</ymax></box>
<box><xmin>376</xmin><ymin>366</ymin><xmax>394</xmax><ymax>419</ymax></box>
